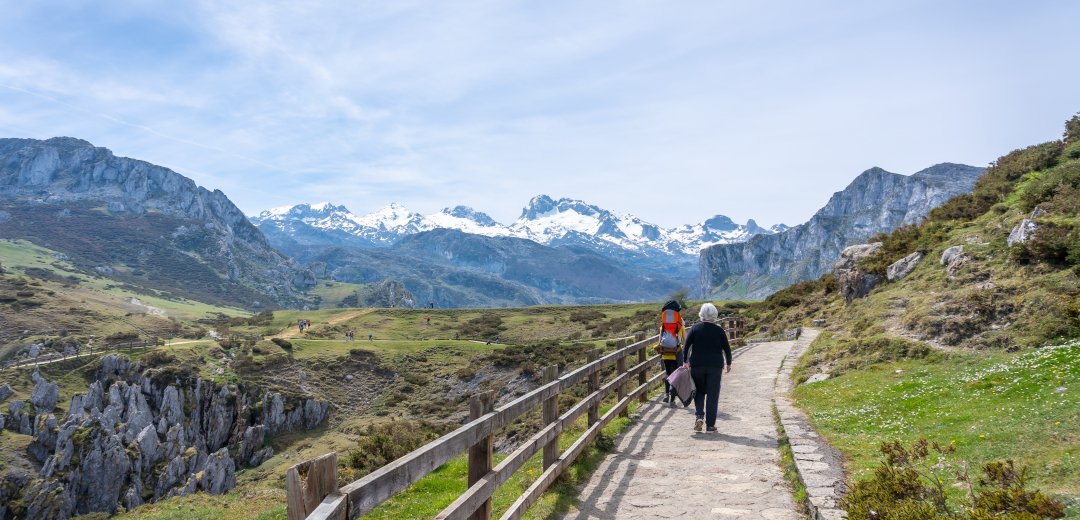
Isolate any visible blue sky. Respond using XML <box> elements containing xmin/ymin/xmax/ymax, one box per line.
<box><xmin>1</xmin><ymin>1</ymin><xmax>1078</xmax><ymax>228</ymax></box>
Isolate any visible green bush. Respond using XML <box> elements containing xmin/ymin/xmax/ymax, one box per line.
<box><xmin>270</xmin><ymin>337</ymin><xmax>293</xmax><ymax>350</ymax></box>
<box><xmin>844</xmin><ymin>439</ymin><xmax>1065</xmax><ymax>519</ymax></box>
<box><xmin>344</xmin><ymin>419</ymin><xmax>452</xmax><ymax>477</ymax></box>
<box><xmin>457</xmin><ymin>314</ymin><xmax>506</xmax><ymax>339</ymax></box>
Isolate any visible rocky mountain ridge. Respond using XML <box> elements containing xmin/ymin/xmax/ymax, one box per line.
<box><xmin>0</xmin><ymin>137</ymin><xmax>314</xmax><ymax>309</ymax></box>
<box><xmin>700</xmin><ymin>162</ymin><xmax>985</xmax><ymax>299</ymax></box>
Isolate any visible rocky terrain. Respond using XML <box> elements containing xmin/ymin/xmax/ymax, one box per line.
<box><xmin>0</xmin><ymin>137</ymin><xmax>315</xmax><ymax>310</ymax></box>
<box><xmin>0</xmin><ymin>355</ymin><xmax>328</xmax><ymax>519</ymax></box>
<box><xmin>700</xmin><ymin>162</ymin><xmax>984</xmax><ymax>299</ymax></box>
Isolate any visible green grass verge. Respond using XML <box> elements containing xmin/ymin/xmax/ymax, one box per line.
<box><xmin>794</xmin><ymin>338</ymin><xmax>1080</xmax><ymax>517</ymax></box>
<box><xmin>772</xmin><ymin>405</ymin><xmax>810</xmax><ymax>516</ymax></box>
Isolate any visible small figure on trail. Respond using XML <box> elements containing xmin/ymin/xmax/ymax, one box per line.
<box><xmin>683</xmin><ymin>303</ymin><xmax>733</xmax><ymax>433</ymax></box>
<box><xmin>656</xmin><ymin>300</ymin><xmax>685</xmax><ymax>407</ymax></box>
<box><xmin>425</xmin><ymin>315</ymin><xmax>431</xmax><ymax>326</ymax></box>
<box><xmin>794</xmin><ymin>327</ymin><xmax>802</xmax><ymax>340</ymax></box>
<box><xmin>298</xmin><ymin>319</ymin><xmax>304</xmax><ymax>332</ymax></box>
<box><xmin>368</xmin><ymin>333</ymin><xmax>374</xmax><ymax>341</ymax></box>
<box><xmin>429</xmin><ymin>302</ymin><xmax>435</xmax><ymax>309</ymax></box>
<box><xmin>345</xmin><ymin>330</ymin><xmax>354</xmax><ymax>341</ymax></box>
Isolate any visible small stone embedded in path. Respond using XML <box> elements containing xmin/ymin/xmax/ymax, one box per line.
<box><xmin>560</xmin><ymin>341</ymin><xmax>802</xmax><ymax>519</ymax></box>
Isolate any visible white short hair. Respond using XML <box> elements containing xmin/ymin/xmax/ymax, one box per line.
<box><xmin>699</xmin><ymin>302</ymin><xmax>719</xmax><ymax>321</ymax></box>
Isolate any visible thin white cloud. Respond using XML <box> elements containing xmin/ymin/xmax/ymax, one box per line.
<box><xmin>0</xmin><ymin>1</ymin><xmax>1077</xmax><ymax>227</ymax></box>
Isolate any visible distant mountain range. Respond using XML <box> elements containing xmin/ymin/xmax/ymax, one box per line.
<box><xmin>0</xmin><ymin>136</ymin><xmax>985</xmax><ymax>310</ymax></box>
<box><xmin>700</xmin><ymin>163</ymin><xmax>985</xmax><ymax>299</ymax></box>
<box><xmin>252</xmin><ymin>196</ymin><xmax>785</xmax><ymax>258</ymax></box>
<box><xmin>252</xmin><ymin>197</ymin><xmax>781</xmax><ymax>306</ymax></box>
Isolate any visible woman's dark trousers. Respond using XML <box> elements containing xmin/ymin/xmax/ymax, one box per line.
<box><xmin>662</xmin><ymin>351</ymin><xmax>684</xmax><ymax>398</ymax></box>
<box><xmin>690</xmin><ymin>366</ymin><xmax>723</xmax><ymax>427</ymax></box>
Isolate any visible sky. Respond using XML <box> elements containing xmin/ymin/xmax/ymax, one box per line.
<box><xmin>1</xmin><ymin>1</ymin><xmax>1078</xmax><ymax>228</ymax></box>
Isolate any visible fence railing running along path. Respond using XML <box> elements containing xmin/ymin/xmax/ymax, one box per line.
<box><xmin>286</xmin><ymin>332</ymin><xmax>663</xmax><ymax>520</ymax></box>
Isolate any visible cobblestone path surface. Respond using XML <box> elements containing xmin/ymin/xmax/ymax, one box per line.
<box><xmin>561</xmin><ymin>340</ymin><xmax>802</xmax><ymax>519</ymax></box>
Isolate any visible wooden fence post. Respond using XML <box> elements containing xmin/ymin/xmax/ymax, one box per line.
<box><xmin>541</xmin><ymin>365</ymin><xmax>559</xmax><ymax>469</ymax></box>
<box><xmin>637</xmin><ymin>344</ymin><xmax>647</xmax><ymax>403</ymax></box>
<box><xmin>587</xmin><ymin>349</ymin><xmax>600</xmax><ymax>427</ymax></box>
<box><xmin>616</xmin><ymin>354</ymin><xmax>628</xmax><ymax>418</ymax></box>
<box><xmin>468</xmin><ymin>391</ymin><xmax>495</xmax><ymax>520</ymax></box>
<box><xmin>286</xmin><ymin>452</ymin><xmax>339</xmax><ymax>520</ymax></box>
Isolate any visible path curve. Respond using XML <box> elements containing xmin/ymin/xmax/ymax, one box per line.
<box><xmin>272</xmin><ymin>309</ymin><xmax>373</xmax><ymax>339</ymax></box>
<box><xmin>561</xmin><ymin>340</ymin><xmax>801</xmax><ymax>519</ymax></box>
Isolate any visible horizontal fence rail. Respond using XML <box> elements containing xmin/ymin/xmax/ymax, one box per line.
<box><xmin>287</xmin><ymin>332</ymin><xmax>664</xmax><ymax>520</ymax></box>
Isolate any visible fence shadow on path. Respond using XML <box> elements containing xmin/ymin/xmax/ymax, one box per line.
<box><xmin>562</xmin><ymin>399</ymin><xmax>673</xmax><ymax>520</ymax></box>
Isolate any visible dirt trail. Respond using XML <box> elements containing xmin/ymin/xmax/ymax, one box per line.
<box><xmin>272</xmin><ymin>309</ymin><xmax>373</xmax><ymax>339</ymax></box>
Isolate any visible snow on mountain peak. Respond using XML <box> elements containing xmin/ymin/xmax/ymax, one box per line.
<box><xmin>253</xmin><ymin>197</ymin><xmax>784</xmax><ymax>255</ymax></box>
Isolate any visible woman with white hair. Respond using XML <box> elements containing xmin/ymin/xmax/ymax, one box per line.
<box><xmin>682</xmin><ymin>302</ymin><xmax>733</xmax><ymax>433</ymax></box>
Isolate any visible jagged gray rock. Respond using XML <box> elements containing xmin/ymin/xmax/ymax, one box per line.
<box><xmin>941</xmin><ymin>245</ymin><xmax>964</xmax><ymax>265</ymax></box>
<box><xmin>701</xmin><ymin>163</ymin><xmax>984</xmax><ymax>298</ymax></box>
<box><xmin>833</xmin><ymin>242</ymin><xmax>884</xmax><ymax>304</ymax></box>
<box><xmin>1008</xmin><ymin>219</ymin><xmax>1038</xmax><ymax>245</ymax></box>
<box><xmin>4</xmin><ymin>355</ymin><xmax>330</xmax><ymax>518</ymax></box>
<box><xmin>0</xmin><ymin>383</ymin><xmax>12</xmax><ymax>403</ymax></box>
<box><xmin>199</xmin><ymin>448</ymin><xmax>237</xmax><ymax>495</ymax></box>
<box><xmin>887</xmin><ymin>252</ymin><xmax>923</xmax><ymax>281</ymax></box>
<box><xmin>31</xmin><ymin>371</ymin><xmax>59</xmax><ymax>412</ymax></box>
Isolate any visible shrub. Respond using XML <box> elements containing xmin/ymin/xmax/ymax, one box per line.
<box><xmin>270</xmin><ymin>337</ymin><xmax>293</xmax><ymax>350</ymax></box>
<box><xmin>457</xmin><ymin>314</ymin><xmax>506</xmax><ymax>339</ymax></box>
<box><xmin>344</xmin><ymin>419</ymin><xmax>452</xmax><ymax>477</ymax></box>
<box><xmin>140</xmin><ymin>350</ymin><xmax>176</xmax><ymax>367</ymax></box>
<box><xmin>569</xmin><ymin>309</ymin><xmax>606</xmax><ymax>323</ymax></box>
<box><xmin>843</xmin><ymin>439</ymin><xmax>1065</xmax><ymax>519</ymax></box>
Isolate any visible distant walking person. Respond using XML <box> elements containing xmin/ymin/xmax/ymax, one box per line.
<box><xmin>656</xmin><ymin>300</ymin><xmax>685</xmax><ymax>406</ymax></box>
<box><xmin>683</xmin><ymin>303</ymin><xmax>732</xmax><ymax>433</ymax></box>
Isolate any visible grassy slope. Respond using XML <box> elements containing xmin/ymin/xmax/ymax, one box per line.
<box><xmin>748</xmin><ymin>117</ymin><xmax>1080</xmax><ymax>516</ymax></box>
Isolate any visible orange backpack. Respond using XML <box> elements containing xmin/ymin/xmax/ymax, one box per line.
<box><xmin>657</xmin><ymin>309</ymin><xmax>683</xmax><ymax>354</ymax></box>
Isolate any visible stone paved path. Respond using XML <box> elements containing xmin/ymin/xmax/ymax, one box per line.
<box><xmin>561</xmin><ymin>341</ymin><xmax>802</xmax><ymax>519</ymax></box>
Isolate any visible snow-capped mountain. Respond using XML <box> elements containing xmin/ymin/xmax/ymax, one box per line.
<box><xmin>251</xmin><ymin>196</ymin><xmax>783</xmax><ymax>258</ymax></box>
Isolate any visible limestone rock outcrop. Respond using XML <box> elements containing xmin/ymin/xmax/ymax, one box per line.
<box><xmin>886</xmin><ymin>252</ymin><xmax>923</xmax><ymax>282</ymax></box>
<box><xmin>0</xmin><ymin>355</ymin><xmax>330</xmax><ymax>519</ymax></box>
<box><xmin>833</xmin><ymin>242</ymin><xmax>884</xmax><ymax>304</ymax></box>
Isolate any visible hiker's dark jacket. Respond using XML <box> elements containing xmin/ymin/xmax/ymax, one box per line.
<box><xmin>684</xmin><ymin>322</ymin><xmax>732</xmax><ymax>369</ymax></box>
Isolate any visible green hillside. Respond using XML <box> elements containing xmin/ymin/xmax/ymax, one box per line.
<box><xmin>749</xmin><ymin>114</ymin><xmax>1080</xmax><ymax>516</ymax></box>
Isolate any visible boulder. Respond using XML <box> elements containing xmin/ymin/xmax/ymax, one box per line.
<box><xmin>886</xmin><ymin>252</ymin><xmax>923</xmax><ymax>281</ymax></box>
<box><xmin>30</xmin><ymin>371</ymin><xmax>59</xmax><ymax>413</ymax></box>
<box><xmin>1008</xmin><ymin>208</ymin><xmax>1045</xmax><ymax>246</ymax></box>
<box><xmin>0</xmin><ymin>383</ymin><xmax>13</xmax><ymax>403</ymax></box>
<box><xmin>940</xmin><ymin>245</ymin><xmax>964</xmax><ymax>266</ymax></box>
<box><xmin>1008</xmin><ymin>219</ymin><xmax>1037</xmax><ymax>246</ymax></box>
<box><xmin>833</xmin><ymin>242</ymin><xmax>884</xmax><ymax>304</ymax></box>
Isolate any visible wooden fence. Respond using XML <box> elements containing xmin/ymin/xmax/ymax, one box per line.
<box><xmin>286</xmin><ymin>332</ymin><xmax>663</xmax><ymax>520</ymax></box>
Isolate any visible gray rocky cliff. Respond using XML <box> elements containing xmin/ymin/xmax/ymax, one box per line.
<box><xmin>0</xmin><ymin>137</ymin><xmax>315</xmax><ymax>308</ymax></box>
<box><xmin>0</xmin><ymin>355</ymin><xmax>329</xmax><ymax>519</ymax></box>
<box><xmin>700</xmin><ymin>163</ymin><xmax>984</xmax><ymax>299</ymax></box>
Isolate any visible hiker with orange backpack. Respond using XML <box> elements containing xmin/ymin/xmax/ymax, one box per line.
<box><xmin>656</xmin><ymin>300</ymin><xmax>686</xmax><ymax>406</ymax></box>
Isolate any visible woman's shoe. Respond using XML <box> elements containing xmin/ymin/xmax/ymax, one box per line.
<box><xmin>694</xmin><ymin>418</ymin><xmax>703</xmax><ymax>432</ymax></box>
<box><xmin>706</xmin><ymin>426</ymin><xmax>718</xmax><ymax>433</ymax></box>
